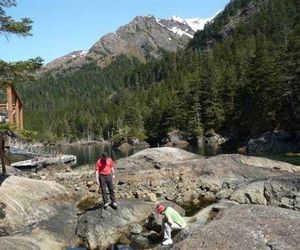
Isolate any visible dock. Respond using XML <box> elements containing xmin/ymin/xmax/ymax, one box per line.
<box><xmin>11</xmin><ymin>154</ymin><xmax>77</xmax><ymax>169</ymax></box>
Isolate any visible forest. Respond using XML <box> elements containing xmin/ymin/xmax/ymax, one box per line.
<box><xmin>16</xmin><ymin>0</ymin><xmax>300</xmax><ymax>145</ymax></box>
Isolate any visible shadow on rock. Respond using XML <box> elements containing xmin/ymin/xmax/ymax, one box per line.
<box><xmin>0</xmin><ymin>174</ymin><xmax>9</xmax><ymax>187</ymax></box>
<box><xmin>76</xmin><ymin>200</ymin><xmax>156</xmax><ymax>250</ymax></box>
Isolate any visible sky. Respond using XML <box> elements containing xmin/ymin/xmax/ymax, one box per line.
<box><xmin>0</xmin><ymin>0</ymin><xmax>230</xmax><ymax>64</ymax></box>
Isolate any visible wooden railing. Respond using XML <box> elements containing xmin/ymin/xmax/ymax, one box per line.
<box><xmin>0</xmin><ymin>85</ymin><xmax>23</xmax><ymax>174</ymax></box>
<box><xmin>0</xmin><ymin>84</ymin><xmax>23</xmax><ymax>129</ymax></box>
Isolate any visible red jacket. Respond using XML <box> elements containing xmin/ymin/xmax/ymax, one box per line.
<box><xmin>96</xmin><ymin>157</ymin><xmax>114</xmax><ymax>175</ymax></box>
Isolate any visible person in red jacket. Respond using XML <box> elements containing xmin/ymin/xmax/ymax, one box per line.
<box><xmin>95</xmin><ymin>152</ymin><xmax>117</xmax><ymax>209</ymax></box>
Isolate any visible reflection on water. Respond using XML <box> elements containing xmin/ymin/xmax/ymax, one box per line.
<box><xmin>262</xmin><ymin>154</ymin><xmax>300</xmax><ymax>166</ymax></box>
<box><xmin>10</xmin><ymin>153</ymin><xmax>32</xmax><ymax>164</ymax></box>
<box><xmin>185</xmin><ymin>143</ymin><xmax>222</xmax><ymax>156</ymax></box>
<box><xmin>51</xmin><ymin>143</ymin><xmax>222</xmax><ymax>167</ymax></box>
<box><xmin>52</xmin><ymin>144</ymin><xmax>145</xmax><ymax>167</ymax></box>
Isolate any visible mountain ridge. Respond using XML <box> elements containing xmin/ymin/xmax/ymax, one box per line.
<box><xmin>43</xmin><ymin>15</ymin><xmax>213</xmax><ymax>73</ymax></box>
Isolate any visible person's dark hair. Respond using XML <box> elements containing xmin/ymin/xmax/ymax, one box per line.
<box><xmin>101</xmin><ymin>152</ymin><xmax>108</xmax><ymax>158</ymax></box>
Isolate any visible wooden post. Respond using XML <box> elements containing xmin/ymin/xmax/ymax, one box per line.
<box><xmin>6</xmin><ymin>85</ymin><xmax>13</xmax><ymax>126</ymax></box>
<box><xmin>20</xmin><ymin>105</ymin><xmax>24</xmax><ymax>129</ymax></box>
<box><xmin>0</xmin><ymin>139</ymin><xmax>6</xmax><ymax>174</ymax></box>
<box><xmin>16</xmin><ymin>99</ymin><xmax>20</xmax><ymax>128</ymax></box>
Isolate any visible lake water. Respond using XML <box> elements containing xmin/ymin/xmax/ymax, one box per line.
<box><xmin>52</xmin><ymin>144</ymin><xmax>146</xmax><ymax>166</ymax></box>
<box><xmin>51</xmin><ymin>143</ymin><xmax>226</xmax><ymax>167</ymax></box>
<box><xmin>10</xmin><ymin>142</ymin><xmax>300</xmax><ymax>167</ymax></box>
<box><xmin>9</xmin><ymin>143</ymin><xmax>221</xmax><ymax>166</ymax></box>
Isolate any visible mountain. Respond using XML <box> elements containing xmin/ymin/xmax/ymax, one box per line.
<box><xmin>43</xmin><ymin>15</ymin><xmax>212</xmax><ymax>73</ymax></box>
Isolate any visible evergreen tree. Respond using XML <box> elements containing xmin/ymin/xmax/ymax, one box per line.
<box><xmin>0</xmin><ymin>0</ymin><xmax>41</xmax><ymax>174</ymax></box>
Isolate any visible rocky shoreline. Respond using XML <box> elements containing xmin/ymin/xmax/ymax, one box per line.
<box><xmin>1</xmin><ymin>147</ymin><xmax>300</xmax><ymax>249</ymax></box>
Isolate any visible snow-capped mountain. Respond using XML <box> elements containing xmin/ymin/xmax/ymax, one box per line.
<box><xmin>44</xmin><ymin>14</ymin><xmax>214</xmax><ymax>73</ymax></box>
<box><xmin>156</xmin><ymin>15</ymin><xmax>212</xmax><ymax>38</ymax></box>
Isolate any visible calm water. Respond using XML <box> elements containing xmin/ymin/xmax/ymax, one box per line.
<box><xmin>52</xmin><ymin>143</ymin><xmax>225</xmax><ymax>167</ymax></box>
<box><xmin>10</xmin><ymin>142</ymin><xmax>300</xmax><ymax>166</ymax></box>
<box><xmin>50</xmin><ymin>144</ymin><xmax>149</xmax><ymax>166</ymax></box>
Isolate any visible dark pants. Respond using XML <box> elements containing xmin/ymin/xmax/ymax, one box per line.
<box><xmin>99</xmin><ymin>174</ymin><xmax>115</xmax><ymax>204</ymax></box>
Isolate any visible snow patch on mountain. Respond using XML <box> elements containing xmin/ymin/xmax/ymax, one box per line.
<box><xmin>155</xmin><ymin>18</ymin><xmax>192</xmax><ymax>37</ymax></box>
<box><xmin>168</xmin><ymin>26</ymin><xmax>193</xmax><ymax>38</ymax></box>
<box><xmin>80</xmin><ymin>50</ymin><xmax>89</xmax><ymax>56</ymax></box>
<box><xmin>155</xmin><ymin>14</ymin><xmax>214</xmax><ymax>38</ymax></box>
<box><xmin>71</xmin><ymin>50</ymin><xmax>89</xmax><ymax>58</ymax></box>
<box><xmin>155</xmin><ymin>18</ymin><xmax>165</xmax><ymax>27</ymax></box>
<box><xmin>186</xmin><ymin>17</ymin><xmax>212</xmax><ymax>31</ymax></box>
<box><xmin>170</xmin><ymin>15</ymin><xmax>212</xmax><ymax>31</ymax></box>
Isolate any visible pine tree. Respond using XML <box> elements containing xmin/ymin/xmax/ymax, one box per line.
<box><xmin>276</xmin><ymin>24</ymin><xmax>300</xmax><ymax>131</ymax></box>
<box><xmin>197</xmin><ymin>54</ymin><xmax>224</xmax><ymax>133</ymax></box>
<box><xmin>0</xmin><ymin>0</ymin><xmax>42</xmax><ymax>174</ymax></box>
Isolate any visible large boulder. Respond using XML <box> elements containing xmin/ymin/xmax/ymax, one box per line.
<box><xmin>264</xmin><ymin>175</ymin><xmax>300</xmax><ymax>210</ymax></box>
<box><xmin>229</xmin><ymin>181</ymin><xmax>267</xmax><ymax>205</ymax></box>
<box><xmin>0</xmin><ymin>176</ymin><xmax>78</xmax><ymax>249</ymax></box>
<box><xmin>191</xmin><ymin>154</ymin><xmax>300</xmax><ymax>196</ymax></box>
<box><xmin>0</xmin><ymin>231</ymin><xmax>65</xmax><ymax>250</ymax></box>
<box><xmin>161</xmin><ymin>130</ymin><xmax>190</xmax><ymax>148</ymax></box>
<box><xmin>76</xmin><ymin>200</ymin><xmax>156</xmax><ymax>249</ymax></box>
<box><xmin>117</xmin><ymin>140</ymin><xmax>150</xmax><ymax>153</ymax></box>
<box><xmin>228</xmin><ymin>174</ymin><xmax>300</xmax><ymax>210</ymax></box>
<box><xmin>173</xmin><ymin>205</ymin><xmax>300</xmax><ymax>250</ymax></box>
<box><xmin>233</xmin><ymin>154</ymin><xmax>300</xmax><ymax>173</ymax></box>
<box><xmin>247</xmin><ymin>131</ymin><xmax>300</xmax><ymax>155</ymax></box>
<box><xmin>128</xmin><ymin>138</ymin><xmax>150</xmax><ymax>148</ymax></box>
<box><xmin>198</xmin><ymin>132</ymin><xmax>226</xmax><ymax>146</ymax></box>
<box><xmin>115</xmin><ymin>147</ymin><xmax>198</xmax><ymax>171</ymax></box>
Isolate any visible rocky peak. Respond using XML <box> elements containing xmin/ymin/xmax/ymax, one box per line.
<box><xmin>43</xmin><ymin>14</ymin><xmax>213</xmax><ymax>73</ymax></box>
<box><xmin>88</xmin><ymin>14</ymin><xmax>194</xmax><ymax>66</ymax></box>
<box><xmin>42</xmin><ymin>50</ymin><xmax>88</xmax><ymax>72</ymax></box>
<box><xmin>44</xmin><ymin>50</ymin><xmax>88</xmax><ymax>72</ymax></box>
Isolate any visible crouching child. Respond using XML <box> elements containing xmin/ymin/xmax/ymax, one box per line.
<box><xmin>156</xmin><ymin>203</ymin><xmax>186</xmax><ymax>246</ymax></box>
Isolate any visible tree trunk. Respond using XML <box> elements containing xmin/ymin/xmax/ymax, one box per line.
<box><xmin>0</xmin><ymin>140</ymin><xmax>6</xmax><ymax>175</ymax></box>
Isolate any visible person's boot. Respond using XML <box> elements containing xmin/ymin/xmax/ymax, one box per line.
<box><xmin>162</xmin><ymin>238</ymin><xmax>173</xmax><ymax>245</ymax></box>
<box><xmin>110</xmin><ymin>202</ymin><xmax>118</xmax><ymax>210</ymax></box>
<box><xmin>103</xmin><ymin>202</ymin><xmax>110</xmax><ymax>209</ymax></box>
